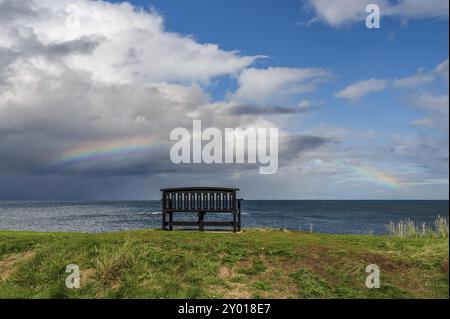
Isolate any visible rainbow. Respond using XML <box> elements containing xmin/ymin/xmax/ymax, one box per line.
<box><xmin>353</xmin><ymin>166</ymin><xmax>401</xmax><ymax>189</ymax></box>
<box><xmin>328</xmin><ymin>160</ymin><xmax>401</xmax><ymax>189</ymax></box>
<box><xmin>52</xmin><ymin>136</ymin><xmax>160</xmax><ymax>165</ymax></box>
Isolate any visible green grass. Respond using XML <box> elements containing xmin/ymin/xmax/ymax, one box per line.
<box><xmin>0</xmin><ymin>229</ymin><xmax>448</xmax><ymax>299</ymax></box>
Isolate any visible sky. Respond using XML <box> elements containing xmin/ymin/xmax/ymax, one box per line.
<box><xmin>0</xmin><ymin>0</ymin><xmax>448</xmax><ymax>200</ymax></box>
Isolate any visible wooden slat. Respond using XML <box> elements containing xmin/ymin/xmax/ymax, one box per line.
<box><xmin>167</xmin><ymin>221</ymin><xmax>235</xmax><ymax>227</ymax></box>
<box><xmin>203</xmin><ymin>193</ymin><xmax>208</xmax><ymax>210</ymax></box>
<box><xmin>216</xmin><ymin>192</ymin><xmax>221</xmax><ymax>210</ymax></box>
<box><xmin>184</xmin><ymin>193</ymin><xmax>188</xmax><ymax>210</ymax></box>
<box><xmin>223</xmin><ymin>192</ymin><xmax>228</xmax><ymax>210</ymax></box>
<box><xmin>191</xmin><ymin>193</ymin><xmax>195</xmax><ymax>210</ymax></box>
<box><xmin>199</xmin><ymin>193</ymin><xmax>202</xmax><ymax>210</ymax></box>
<box><xmin>209</xmin><ymin>193</ymin><xmax>214</xmax><ymax>210</ymax></box>
<box><xmin>168</xmin><ymin>221</ymin><xmax>198</xmax><ymax>226</ymax></box>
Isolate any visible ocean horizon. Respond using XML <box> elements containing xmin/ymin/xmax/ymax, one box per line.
<box><xmin>0</xmin><ymin>200</ymin><xmax>448</xmax><ymax>235</ymax></box>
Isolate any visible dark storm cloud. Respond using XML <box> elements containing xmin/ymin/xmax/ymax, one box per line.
<box><xmin>47</xmin><ymin>147</ymin><xmax>176</xmax><ymax>177</ymax></box>
<box><xmin>46</xmin><ymin>37</ymin><xmax>102</xmax><ymax>56</ymax></box>
<box><xmin>13</xmin><ymin>32</ymin><xmax>102</xmax><ymax>58</ymax></box>
<box><xmin>0</xmin><ymin>128</ymin><xmax>333</xmax><ymax>179</ymax></box>
<box><xmin>279</xmin><ymin>135</ymin><xmax>333</xmax><ymax>160</ymax></box>
<box><xmin>0</xmin><ymin>47</ymin><xmax>16</xmax><ymax>84</ymax></box>
<box><xmin>0</xmin><ymin>48</ymin><xmax>15</xmax><ymax>66</ymax></box>
<box><xmin>0</xmin><ymin>33</ymin><xmax>102</xmax><ymax>92</ymax></box>
<box><xmin>0</xmin><ymin>0</ymin><xmax>37</xmax><ymax>22</ymax></box>
<box><xmin>228</xmin><ymin>104</ymin><xmax>321</xmax><ymax>116</ymax></box>
<box><xmin>389</xmin><ymin>135</ymin><xmax>449</xmax><ymax>176</ymax></box>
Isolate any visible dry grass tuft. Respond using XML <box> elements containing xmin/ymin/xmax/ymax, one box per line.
<box><xmin>387</xmin><ymin>216</ymin><xmax>449</xmax><ymax>238</ymax></box>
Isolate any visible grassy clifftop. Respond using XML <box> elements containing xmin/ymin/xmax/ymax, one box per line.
<box><xmin>0</xmin><ymin>229</ymin><xmax>448</xmax><ymax>299</ymax></box>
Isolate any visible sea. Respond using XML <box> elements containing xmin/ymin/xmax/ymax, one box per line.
<box><xmin>0</xmin><ymin>200</ymin><xmax>448</xmax><ymax>235</ymax></box>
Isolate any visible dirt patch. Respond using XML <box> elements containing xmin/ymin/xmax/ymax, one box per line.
<box><xmin>224</xmin><ymin>283</ymin><xmax>252</xmax><ymax>298</ymax></box>
<box><xmin>359</xmin><ymin>252</ymin><xmax>427</xmax><ymax>296</ymax></box>
<box><xmin>293</xmin><ymin>246</ymin><xmax>340</xmax><ymax>275</ymax></box>
<box><xmin>214</xmin><ymin>282</ymin><xmax>252</xmax><ymax>299</ymax></box>
<box><xmin>215</xmin><ymin>255</ymin><xmax>299</xmax><ymax>298</ymax></box>
<box><xmin>441</xmin><ymin>260</ymin><xmax>449</xmax><ymax>274</ymax></box>
<box><xmin>212</xmin><ymin>258</ymin><xmax>258</xmax><ymax>298</ymax></box>
<box><xmin>358</xmin><ymin>252</ymin><xmax>406</xmax><ymax>272</ymax></box>
<box><xmin>0</xmin><ymin>250</ymin><xmax>36</xmax><ymax>281</ymax></box>
<box><xmin>234</xmin><ymin>259</ymin><xmax>253</xmax><ymax>270</ymax></box>
<box><xmin>81</xmin><ymin>268</ymin><xmax>97</xmax><ymax>285</ymax></box>
<box><xmin>219</xmin><ymin>266</ymin><xmax>234</xmax><ymax>279</ymax></box>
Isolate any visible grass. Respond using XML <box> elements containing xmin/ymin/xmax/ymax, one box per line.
<box><xmin>387</xmin><ymin>216</ymin><xmax>449</xmax><ymax>239</ymax></box>
<box><xmin>0</xmin><ymin>229</ymin><xmax>448</xmax><ymax>299</ymax></box>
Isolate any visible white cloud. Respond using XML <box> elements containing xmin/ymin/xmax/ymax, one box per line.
<box><xmin>298</xmin><ymin>100</ymin><xmax>313</xmax><ymax>109</ymax></box>
<box><xmin>335</xmin><ymin>59</ymin><xmax>449</xmax><ymax>138</ymax></box>
<box><xmin>305</xmin><ymin>0</ymin><xmax>449</xmax><ymax>27</ymax></box>
<box><xmin>304</xmin><ymin>0</ymin><xmax>376</xmax><ymax>27</ymax></box>
<box><xmin>392</xmin><ymin>70</ymin><xmax>435</xmax><ymax>88</ymax></box>
<box><xmin>394</xmin><ymin>59</ymin><xmax>449</xmax><ymax>88</ymax></box>
<box><xmin>435</xmin><ymin>59</ymin><xmax>449</xmax><ymax>81</ymax></box>
<box><xmin>337</xmin><ymin>59</ymin><xmax>449</xmax><ymax>101</ymax></box>
<box><xmin>335</xmin><ymin>78</ymin><xmax>389</xmax><ymax>101</ymax></box>
<box><xmin>408</xmin><ymin>93</ymin><xmax>449</xmax><ymax>130</ymax></box>
<box><xmin>234</xmin><ymin>67</ymin><xmax>332</xmax><ymax>103</ymax></box>
<box><xmin>386</xmin><ymin>0</ymin><xmax>449</xmax><ymax>19</ymax></box>
<box><xmin>0</xmin><ymin>0</ymin><xmax>257</xmax><ymax>84</ymax></box>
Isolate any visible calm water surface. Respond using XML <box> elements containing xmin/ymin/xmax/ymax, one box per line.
<box><xmin>0</xmin><ymin>200</ymin><xmax>448</xmax><ymax>235</ymax></box>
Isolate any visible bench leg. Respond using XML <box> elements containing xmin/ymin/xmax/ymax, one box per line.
<box><xmin>169</xmin><ymin>212</ymin><xmax>173</xmax><ymax>231</ymax></box>
<box><xmin>162</xmin><ymin>212</ymin><xmax>167</xmax><ymax>230</ymax></box>
<box><xmin>233</xmin><ymin>213</ymin><xmax>237</xmax><ymax>233</ymax></box>
<box><xmin>199</xmin><ymin>212</ymin><xmax>205</xmax><ymax>231</ymax></box>
<box><xmin>238</xmin><ymin>212</ymin><xmax>241</xmax><ymax>232</ymax></box>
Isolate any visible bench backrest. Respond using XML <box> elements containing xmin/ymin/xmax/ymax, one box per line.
<box><xmin>161</xmin><ymin>188</ymin><xmax>240</xmax><ymax>212</ymax></box>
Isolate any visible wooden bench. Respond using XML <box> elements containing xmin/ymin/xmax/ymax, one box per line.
<box><xmin>161</xmin><ymin>187</ymin><xmax>242</xmax><ymax>232</ymax></box>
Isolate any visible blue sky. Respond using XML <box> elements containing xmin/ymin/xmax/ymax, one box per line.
<box><xmin>116</xmin><ymin>0</ymin><xmax>448</xmax><ymax>136</ymax></box>
<box><xmin>0</xmin><ymin>0</ymin><xmax>448</xmax><ymax>199</ymax></box>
